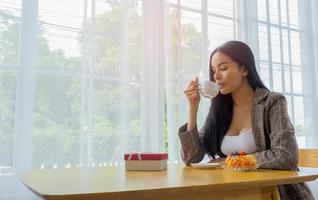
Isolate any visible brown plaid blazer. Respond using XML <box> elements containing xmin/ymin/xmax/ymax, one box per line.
<box><xmin>178</xmin><ymin>87</ymin><xmax>314</xmax><ymax>200</ymax></box>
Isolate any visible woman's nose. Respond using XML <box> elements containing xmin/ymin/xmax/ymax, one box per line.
<box><xmin>214</xmin><ymin>70</ymin><xmax>221</xmax><ymax>80</ymax></box>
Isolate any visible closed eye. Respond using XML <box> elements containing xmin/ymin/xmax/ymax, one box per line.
<box><xmin>220</xmin><ymin>65</ymin><xmax>229</xmax><ymax>71</ymax></box>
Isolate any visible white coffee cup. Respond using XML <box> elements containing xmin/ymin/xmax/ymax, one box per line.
<box><xmin>199</xmin><ymin>81</ymin><xmax>220</xmax><ymax>99</ymax></box>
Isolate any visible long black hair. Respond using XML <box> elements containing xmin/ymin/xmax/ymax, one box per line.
<box><xmin>203</xmin><ymin>40</ymin><xmax>267</xmax><ymax>159</ymax></box>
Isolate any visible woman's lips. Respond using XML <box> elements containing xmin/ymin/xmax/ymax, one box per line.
<box><xmin>217</xmin><ymin>83</ymin><xmax>225</xmax><ymax>87</ymax></box>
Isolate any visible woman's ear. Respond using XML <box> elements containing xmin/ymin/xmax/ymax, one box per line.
<box><xmin>242</xmin><ymin>65</ymin><xmax>248</xmax><ymax>76</ymax></box>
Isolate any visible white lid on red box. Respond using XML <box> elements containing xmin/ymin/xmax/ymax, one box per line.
<box><xmin>124</xmin><ymin>152</ymin><xmax>168</xmax><ymax>160</ymax></box>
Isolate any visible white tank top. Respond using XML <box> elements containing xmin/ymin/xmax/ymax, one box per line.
<box><xmin>220</xmin><ymin>129</ymin><xmax>257</xmax><ymax>156</ymax></box>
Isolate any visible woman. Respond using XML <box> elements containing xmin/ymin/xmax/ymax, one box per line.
<box><xmin>179</xmin><ymin>41</ymin><xmax>314</xmax><ymax>200</ymax></box>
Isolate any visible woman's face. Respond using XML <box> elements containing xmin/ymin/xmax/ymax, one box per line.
<box><xmin>211</xmin><ymin>52</ymin><xmax>248</xmax><ymax>94</ymax></box>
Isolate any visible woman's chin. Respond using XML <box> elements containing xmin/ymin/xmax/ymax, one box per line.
<box><xmin>219</xmin><ymin>88</ymin><xmax>229</xmax><ymax>95</ymax></box>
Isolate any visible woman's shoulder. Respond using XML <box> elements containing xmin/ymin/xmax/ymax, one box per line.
<box><xmin>254</xmin><ymin>87</ymin><xmax>286</xmax><ymax>107</ymax></box>
<box><xmin>267</xmin><ymin>90</ymin><xmax>286</xmax><ymax>101</ymax></box>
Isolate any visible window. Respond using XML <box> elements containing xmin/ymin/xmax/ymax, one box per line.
<box><xmin>1</xmin><ymin>0</ymin><xmax>318</xmax><ymax>199</ymax></box>
<box><xmin>256</xmin><ymin>0</ymin><xmax>314</xmax><ymax>147</ymax></box>
<box><xmin>0</xmin><ymin>0</ymin><xmax>20</xmax><ymax>176</ymax></box>
<box><xmin>32</xmin><ymin>0</ymin><xmax>144</xmax><ymax>168</ymax></box>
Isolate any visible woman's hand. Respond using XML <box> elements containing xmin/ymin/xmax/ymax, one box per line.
<box><xmin>209</xmin><ymin>157</ymin><xmax>226</xmax><ymax>165</ymax></box>
<box><xmin>184</xmin><ymin>77</ymin><xmax>201</xmax><ymax>130</ymax></box>
<box><xmin>184</xmin><ymin>76</ymin><xmax>201</xmax><ymax>112</ymax></box>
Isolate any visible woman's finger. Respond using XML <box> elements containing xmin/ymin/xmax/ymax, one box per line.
<box><xmin>188</xmin><ymin>92</ymin><xmax>200</xmax><ymax>99</ymax></box>
<box><xmin>189</xmin><ymin>80</ymin><xmax>199</xmax><ymax>86</ymax></box>
<box><xmin>188</xmin><ymin>94</ymin><xmax>200</xmax><ymax>101</ymax></box>
<box><xmin>185</xmin><ymin>88</ymin><xmax>200</xmax><ymax>94</ymax></box>
<box><xmin>185</xmin><ymin>83</ymin><xmax>200</xmax><ymax>91</ymax></box>
<box><xmin>189</xmin><ymin>77</ymin><xmax>200</xmax><ymax>84</ymax></box>
<box><xmin>184</xmin><ymin>87</ymin><xmax>200</xmax><ymax>94</ymax></box>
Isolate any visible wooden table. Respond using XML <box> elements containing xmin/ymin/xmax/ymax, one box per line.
<box><xmin>21</xmin><ymin>164</ymin><xmax>318</xmax><ymax>200</ymax></box>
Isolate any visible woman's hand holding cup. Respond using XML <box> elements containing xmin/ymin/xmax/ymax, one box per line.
<box><xmin>184</xmin><ymin>76</ymin><xmax>201</xmax><ymax>113</ymax></box>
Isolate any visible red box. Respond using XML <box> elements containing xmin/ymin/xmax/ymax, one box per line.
<box><xmin>124</xmin><ymin>152</ymin><xmax>168</xmax><ymax>171</ymax></box>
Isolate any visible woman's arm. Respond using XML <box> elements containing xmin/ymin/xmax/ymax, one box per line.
<box><xmin>180</xmin><ymin>77</ymin><xmax>206</xmax><ymax>165</ymax></box>
<box><xmin>178</xmin><ymin>123</ymin><xmax>206</xmax><ymax>165</ymax></box>
<box><xmin>255</xmin><ymin>95</ymin><xmax>298</xmax><ymax>170</ymax></box>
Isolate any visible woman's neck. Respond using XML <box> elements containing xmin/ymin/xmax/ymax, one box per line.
<box><xmin>231</xmin><ymin>81</ymin><xmax>254</xmax><ymax>107</ymax></box>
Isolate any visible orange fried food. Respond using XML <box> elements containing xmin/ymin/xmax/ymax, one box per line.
<box><xmin>225</xmin><ymin>152</ymin><xmax>257</xmax><ymax>167</ymax></box>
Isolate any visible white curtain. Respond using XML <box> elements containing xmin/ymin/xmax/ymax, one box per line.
<box><xmin>165</xmin><ymin>0</ymin><xmax>239</xmax><ymax>163</ymax></box>
<box><xmin>1</xmin><ymin>0</ymin><xmax>318</xmax><ymax>199</ymax></box>
<box><xmin>0</xmin><ymin>0</ymin><xmax>166</xmax><ymax>198</ymax></box>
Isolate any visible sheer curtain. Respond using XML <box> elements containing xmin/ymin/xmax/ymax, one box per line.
<box><xmin>165</xmin><ymin>0</ymin><xmax>239</xmax><ymax>163</ymax></box>
<box><xmin>0</xmin><ymin>0</ymin><xmax>165</xmax><ymax>198</ymax></box>
<box><xmin>1</xmin><ymin>0</ymin><xmax>318</xmax><ymax>199</ymax></box>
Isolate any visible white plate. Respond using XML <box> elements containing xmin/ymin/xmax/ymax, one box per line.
<box><xmin>190</xmin><ymin>163</ymin><xmax>221</xmax><ymax>169</ymax></box>
<box><xmin>222</xmin><ymin>165</ymin><xmax>258</xmax><ymax>172</ymax></box>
